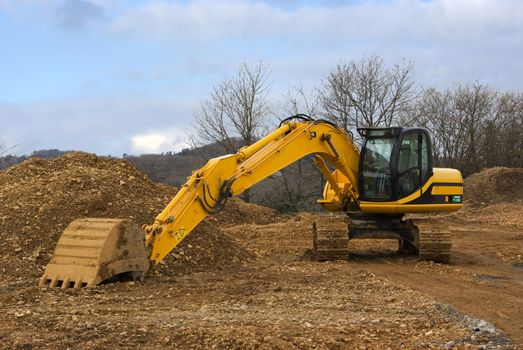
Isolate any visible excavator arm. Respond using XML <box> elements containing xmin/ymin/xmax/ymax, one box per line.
<box><xmin>40</xmin><ymin>117</ymin><xmax>361</xmax><ymax>288</ymax></box>
<box><xmin>144</xmin><ymin>119</ymin><xmax>361</xmax><ymax>265</ymax></box>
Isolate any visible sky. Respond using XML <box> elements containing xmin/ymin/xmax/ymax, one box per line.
<box><xmin>0</xmin><ymin>0</ymin><xmax>522</xmax><ymax>156</ymax></box>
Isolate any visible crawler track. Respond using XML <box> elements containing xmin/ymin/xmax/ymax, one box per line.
<box><xmin>411</xmin><ymin>220</ymin><xmax>452</xmax><ymax>263</ymax></box>
<box><xmin>312</xmin><ymin>220</ymin><xmax>349</xmax><ymax>261</ymax></box>
<box><xmin>312</xmin><ymin>215</ymin><xmax>452</xmax><ymax>263</ymax></box>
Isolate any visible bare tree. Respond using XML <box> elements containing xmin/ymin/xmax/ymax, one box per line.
<box><xmin>0</xmin><ymin>139</ymin><xmax>20</xmax><ymax>158</ymax></box>
<box><xmin>192</xmin><ymin>62</ymin><xmax>271</xmax><ymax>202</ymax></box>
<box><xmin>273</xmin><ymin>85</ymin><xmax>323</xmax><ymax>210</ymax></box>
<box><xmin>283</xmin><ymin>85</ymin><xmax>319</xmax><ymax>117</ymax></box>
<box><xmin>483</xmin><ymin>91</ymin><xmax>523</xmax><ymax>168</ymax></box>
<box><xmin>318</xmin><ymin>56</ymin><xmax>417</xmax><ymax>136</ymax></box>
<box><xmin>416</xmin><ymin>87</ymin><xmax>466</xmax><ymax>169</ymax></box>
<box><xmin>415</xmin><ymin>83</ymin><xmax>505</xmax><ymax>175</ymax></box>
<box><xmin>317</xmin><ymin>63</ymin><xmax>354</xmax><ymax>132</ymax></box>
<box><xmin>455</xmin><ymin>83</ymin><xmax>495</xmax><ymax>173</ymax></box>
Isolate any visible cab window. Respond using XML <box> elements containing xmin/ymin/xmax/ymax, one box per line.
<box><xmin>420</xmin><ymin>132</ymin><xmax>430</xmax><ymax>183</ymax></box>
<box><xmin>396</xmin><ymin>133</ymin><xmax>420</xmax><ymax>197</ymax></box>
<box><xmin>361</xmin><ymin>137</ymin><xmax>395</xmax><ymax>201</ymax></box>
<box><xmin>396</xmin><ymin>131</ymin><xmax>432</xmax><ymax>198</ymax></box>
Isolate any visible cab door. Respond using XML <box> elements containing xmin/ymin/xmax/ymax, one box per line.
<box><xmin>359</xmin><ymin>136</ymin><xmax>396</xmax><ymax>201</ymax></box>
<box><xmin>394</xmin><ymin>130</ymin><xmax>432</xmax><ymax>199</ymax></box>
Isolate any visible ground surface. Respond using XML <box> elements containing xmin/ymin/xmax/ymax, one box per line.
<box><xmin>0</xmin><ymin>155</ymin><xmax>521</xmax><ymax>349</ymax></box>
<box><xmin>1</xmin><ymin>211</ymin><xmax>521</xmax><ymax>349</ymax></box>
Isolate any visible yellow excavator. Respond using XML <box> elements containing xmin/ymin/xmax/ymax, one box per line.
<box><xmin>39</xmin><ymin>115</ymin><xmax>463</xmax><ymax>288</ymax></box>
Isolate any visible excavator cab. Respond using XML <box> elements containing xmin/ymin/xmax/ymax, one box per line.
<box><xmin>356</xmin><ymin>127</ymin><xmax>463</xmax><ymax>213</ymax></box>
<box><xmin>358</xmin><ymin>127</ymin><xmax>432</xmax><ymax>202</ymax></box>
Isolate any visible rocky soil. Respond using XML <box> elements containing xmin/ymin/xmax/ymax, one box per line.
<box><xmin>464</xmin><ymin>167</ymin><xmax>523</xmax><ymax>207</ymax></box>
<box><xmin>0</xmin><ymin>155</ymin><xmax>521</xmax><ymax>349</ymax></box>
<box><xmin>0</xmin><ymin>153</ymin><xmax>257</xmax><ymax>281</ymax></box>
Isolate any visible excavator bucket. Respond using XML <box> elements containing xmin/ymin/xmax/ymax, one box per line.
<box><xmin>39</xmin><ymin>218</ymin><xmax>150</xmax><ymax>288</ymax></box>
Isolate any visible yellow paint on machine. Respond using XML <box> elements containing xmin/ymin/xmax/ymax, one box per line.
<box><xmin>431</xmin><ymin>186</ymin><xmax>463</xmax><ymax>195</ymax></box>
<box><xmin>359</xmin><ymin>202</ymin><xmax>462</xmax><ymax>214</ymax></box>
<box><xmin>42</xmin><ymin>119</ymin><xmax>466</xmax><ymax>288</ymax></box>
<box><xmin>319</xmin><ymin>168</ymin><xmax>464</xmax><ymax>214</ymax></box>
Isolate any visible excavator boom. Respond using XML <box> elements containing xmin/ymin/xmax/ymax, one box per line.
<box><xmin>40</xmin><ymin>118</ymin><xmax>362</xmax><ymax>287</ymax></box>
<box><xmin>144</xmin><ymin>120</ymin><xmax>361</xmax><ymax>265</ymax></box>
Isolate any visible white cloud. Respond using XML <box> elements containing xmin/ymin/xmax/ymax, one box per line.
<box><xmin>110</xmin><ymin>0</ymin><xmax>287</xmax><ymax>42</ymax></box>
<box><xmin>131</xmin><ymin>133</ymin><xmax>166</xmax><ymax>153</ymax></box>
<box><xmin>103</xmin><ymin>0</ymin><xmax>523</xmax><ymax>90</ymax></box>
<box><xmin>0</xmin><ymin>94</ymin><xmax>196</xmax><ymax>156</ymax></box>
<box><xmin>108</xmin><ymin>0</ymin><xmax>523</xmax><ymax>43</ymax></box>
<box><xmin>4</xmin><ymin>0</ymin><xmax>523</xmax><ymax>90</ymax></box>
<box><xmin>2</xmin><ymin>0</ymin><xmax>523</xmax><ymax>156</ymax></box>
<box><xmin>131</xmin><ymin>128</ymin><xmax>189</xmax><ymax>154</ymax></box>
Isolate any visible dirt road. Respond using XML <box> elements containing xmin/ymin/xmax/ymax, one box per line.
<box><xmin>223</xmin><ymin>213</ymin><xmax>522</xmax><ymax>348</ymax></box>
<box><xmin>347</xmin><ymin>221</ymin><xmax>523</xmax><ymax>345</ymax></box>
<box><xmin>0</xmin><ymin>212</ymin><xmax>518</xmax><ymax>349</ymax></box>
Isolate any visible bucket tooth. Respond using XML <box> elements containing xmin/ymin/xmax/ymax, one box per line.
<box><xmin>41</xmin><ymin>218</ymin><xmax>150</xmax><ymax>288</ymax></box>
<box><xmin>50</xmin><ymin>277</ymin><xmax>59</xmax><ymax>288</ymax></box>
<box><xmin>61</xmin><ymin>277</ymin><xmax>71</xmax><ymax>289</ymax></box>
<box><xmin>38</xmin><ymin>275</ymin><xmax>48</xmax><ymax>287</ymax></box>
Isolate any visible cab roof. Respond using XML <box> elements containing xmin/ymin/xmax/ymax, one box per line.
<box><xmin>357</xmin><ymin>127</ymin><xmax>426</xmax><ymax>138</ymax></box>
<box><xmin>357</xmin><ymin>127</ymin><xmax>403</xmax><ymax>138</ymax></box>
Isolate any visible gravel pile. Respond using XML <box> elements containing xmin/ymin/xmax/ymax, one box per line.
<box><xmin>464</xmin><ymin>167</ymin><xmax>523</xmax><ymax>206</ymax></box>
<box><xmin>0</xmin><ymin>152</ymin><xmax>253</xmax><ymax>281</ymax></box>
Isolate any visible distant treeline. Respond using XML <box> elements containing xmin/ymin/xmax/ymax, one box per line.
<box><xmin>0</xmin><ymin>149</ymin><xmax>67</xmax><ymax>170</ymax></box>
<box><xmin>2</xmin><ymin>57</ymin><xmax>522</xmax><ymax>212</ymax></box>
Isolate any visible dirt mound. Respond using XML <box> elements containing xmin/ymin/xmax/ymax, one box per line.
<box><xmin>448</xmin><ymin>202</ymin><xmax>523</xmax><ymax>229</ymax></box>
<box><xmin>155</xmin><ymin>221</ymin><xmax>255</xmax><ymax>276</ymax></box>
<box><xmin>0</xmin><ymin>152</ymin><xmax>252</xmax><ymax>281</ymax></box>
<box><xmin>465</xmin><ymin>167</ymin><xmax>523</xmax><ymax>206</ymax></box>
<box><xmin>210</xmin><ymin>197</ymin><xmax>282</xmax><ymax>226</ymax></box>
